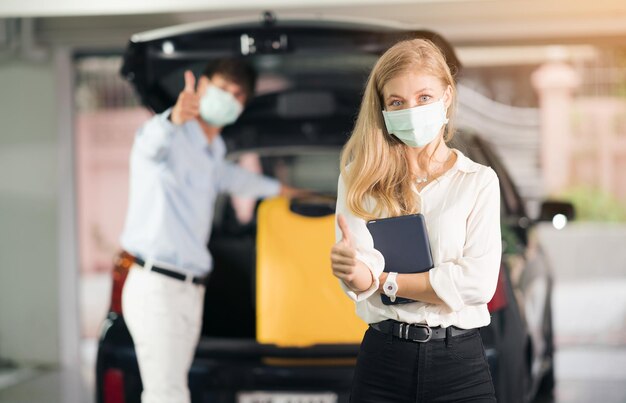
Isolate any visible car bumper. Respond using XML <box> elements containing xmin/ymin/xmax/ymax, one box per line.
<box><xmin>97</xmin><ymin>316</ymin><xmax>357</xmax><ymax>403</ymax></box>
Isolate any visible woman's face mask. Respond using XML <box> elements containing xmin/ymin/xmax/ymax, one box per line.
<box><xmin>199</xmin><ymin>85</ymin><xmax>243</xmax><ymax>128</ymax></box>
<box><xmin>382</xmin><ymin>98</ymin><xmax>449</xmax><ymax>148</ymax></box>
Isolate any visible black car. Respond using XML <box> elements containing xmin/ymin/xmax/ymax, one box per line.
<box><xmin>96</xmin><ymin>12</ymin><xmax>572</xmax><ymax>403</ymax></box>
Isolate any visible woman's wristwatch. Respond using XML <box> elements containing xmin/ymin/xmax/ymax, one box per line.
<box><xmin>383</xmin><ymin>272</ymin><xmax>399</xmax><ymax>302</ymax></box>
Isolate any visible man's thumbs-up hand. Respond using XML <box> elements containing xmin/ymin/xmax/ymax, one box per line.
<box><xmin>183</xmin><ymin>70</ymin><xmax>196</xmax><ymax>93</ymax></box>
<box><xmin>171</xmin><ymin>70</ymin><xmax>200</xmax><ymax>125</ymax></box>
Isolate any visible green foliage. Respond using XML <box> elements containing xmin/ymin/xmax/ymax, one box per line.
<box><xmin>501</xmin><ymin>223</ymin><xmax>522</xmax><ymax>254</ymax></box>
<box><xmin>558</xmin><ymin>185</ymin><xmax>626</xmax><ymax>222</ymax></box>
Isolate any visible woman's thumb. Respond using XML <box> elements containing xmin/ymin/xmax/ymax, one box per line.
<box><xmin>337</xmin><ymin>214</ymin><xmax>352</xmax><ymax>246</ymax></box>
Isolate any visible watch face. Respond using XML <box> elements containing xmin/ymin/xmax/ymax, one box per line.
<box><xmin>385</xmin><ymin>282</ymin><xmax>397</xmax><ymax>295</ymax></box>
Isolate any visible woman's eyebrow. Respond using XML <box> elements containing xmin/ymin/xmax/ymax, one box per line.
<box><xmin>413</xmin><ymin>87</ymin><xmax>434</xmax><ymax>94</ymax></box>
<box><xmin>386</xmin><ymin>88</ymin><xmax>434</xmax><ymax>100</ymax></box>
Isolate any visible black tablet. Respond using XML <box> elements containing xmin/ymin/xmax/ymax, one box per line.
<box><xmin>366</xmin><ymin>214</ymin><xmax>434</xmax><ymax>305</ymax></box>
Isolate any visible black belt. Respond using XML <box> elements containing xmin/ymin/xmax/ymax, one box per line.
<box><xmin>134</xmin><ymin>256</ymin><xmax>207</xmax><ymax>285</ymax></box>
<box><xmin>370</xmin><ymin>320</ymin><xmax>476</xmax><ymax>343</ymax></box>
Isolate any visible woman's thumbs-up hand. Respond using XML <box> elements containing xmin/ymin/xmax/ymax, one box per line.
<box><xmin>331</xmin><ymin>215</ymin><xmax>373</xmax><ymax>293</ymax></box>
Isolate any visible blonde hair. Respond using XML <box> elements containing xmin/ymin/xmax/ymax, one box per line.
<box><xmin>340</xmin><ymin>38</ymin><xmax>457</xmax><ymax>220</ymax></box>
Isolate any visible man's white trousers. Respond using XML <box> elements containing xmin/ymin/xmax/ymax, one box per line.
<box><xmin>122</xmin><ymin>265</ymin><xmax>205</xmax><ymax>403</ymax></box>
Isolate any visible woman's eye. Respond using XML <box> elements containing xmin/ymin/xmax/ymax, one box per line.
<box><xmin>419</xmin><ymin>95</ymin><xmax>432</xmax><ymax>103</ymax></box>
<box><xmin>390</xmin><ymin>100</ymin><xmax>402</xmax><ymax>107</ymax></box>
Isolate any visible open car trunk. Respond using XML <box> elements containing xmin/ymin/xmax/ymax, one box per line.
<box><xmin>121</xmin><ymin>12</ymin><xmax>460</xmax><ymax>113</ymax></box>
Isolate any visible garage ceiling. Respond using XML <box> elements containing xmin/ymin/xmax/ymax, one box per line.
<box><xmin>2</xmin><ymin>0</ymin><xmax>626</xmax><ymax>48</ymax></box>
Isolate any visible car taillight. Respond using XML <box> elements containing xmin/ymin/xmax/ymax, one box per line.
<box><xmin>103</xmin><ymin>368</ymin><xmax>126</xmax><ymax>403</ymax></box>
<box><xmin>487</xmin><ymin>267</ymin><xmax>507</xmax><ymax>313</ymax></box>
<box><xmin>110</xmin><ymin>256</ymin><xmax>131</xmax><ymax>314</ymax></box>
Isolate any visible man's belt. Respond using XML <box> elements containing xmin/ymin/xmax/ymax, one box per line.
<box><xmin>123</xmin><ymin>251</ymin><xmax>207</xmax><ymax>285</ymax></box>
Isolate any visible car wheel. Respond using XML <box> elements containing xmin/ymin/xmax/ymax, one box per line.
<box><xmin>538</xmin><ymin>365</ymin><xmax>555</xmax><ymax>396</ymax></box>
<box><xmin>522</xmin><ymin>346</ymin><xmax>532</xmax><ymax>403</ymax></box>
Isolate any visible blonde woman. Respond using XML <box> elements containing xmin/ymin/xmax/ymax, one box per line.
<box><xmin>331</xmin><ymin>39</ymin><xmax>501</xmax><ymax>402</ymax></box>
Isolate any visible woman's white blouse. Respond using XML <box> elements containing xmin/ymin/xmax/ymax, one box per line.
<box><xmin>335</xmin><ymin>149</ymin><xmax>502</xmax><ymax>329</ymax></box>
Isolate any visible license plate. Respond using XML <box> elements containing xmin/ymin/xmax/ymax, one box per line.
<box><xmin>237</xmin><ymin>391</ymin><xmax>338</xmax><ymax>403</ymax></box>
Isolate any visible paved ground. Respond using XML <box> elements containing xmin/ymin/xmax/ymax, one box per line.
<box><xmin>1</xmin><ymin>333</ymin><xmax>624</xmax><ymax>403</ymax></box>
<box><xmin>533</xmin><ymin>346</ymin><xmax>626</xmax><ymax>403</ymax></box>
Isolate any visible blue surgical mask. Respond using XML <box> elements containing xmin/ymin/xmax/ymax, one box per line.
<box><xmin>199</xmin><ymin>85</ymin><xmax>243</xmax><ymax>127</ymax></box>
<box><xmin>382</xmin><ymin>99</ymin><xmax>449</xmax><ymax>147</ymax></box>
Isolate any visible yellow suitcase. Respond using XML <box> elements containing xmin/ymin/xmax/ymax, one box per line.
<box><xmin>256</xmin><ymin>196</ymin><xmax>367</xmax><ymax>347</ymax></box>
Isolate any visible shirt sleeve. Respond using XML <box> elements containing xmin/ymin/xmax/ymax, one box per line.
<box><xmin>335</xmin><ymin>173</ymin><xmax>386</xmax><ymax>302</ymax></box>
<box><xmin>133</xmin><ymin>109</ymin><xmax>177</xmax><ymax>160</ymax></box>
<box><xmin>428</xmin><ymin>168</ymin><xmax>502</xmax><ymax>312</ymax></box>
<box><xmin>216</xmin><ymin>161</ymin><xmax>281</xmax><ymax>198</ymax></box>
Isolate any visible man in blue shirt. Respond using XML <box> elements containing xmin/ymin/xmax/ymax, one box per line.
<box><xmin>120</xmin><ymin>59</ymin><xmax>298</xmax><ymax>403</ymax></box>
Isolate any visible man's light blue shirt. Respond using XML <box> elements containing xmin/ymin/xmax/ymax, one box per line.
<box><xmin>120</xmin><ymin>110</ymin><xmax>281</xmax><ymax>276</ymax></box>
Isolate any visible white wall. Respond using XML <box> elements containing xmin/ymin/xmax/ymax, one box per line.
<box><xmin>0</xmin><ymin>58</ymin><xmax>60</xmax><ymax>365</ymax></box>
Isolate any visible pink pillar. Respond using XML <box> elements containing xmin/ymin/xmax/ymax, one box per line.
<box><xmin>531</xmin><ymin>59</ymin><xmax>580</xmax><ymax>196</ymax></box>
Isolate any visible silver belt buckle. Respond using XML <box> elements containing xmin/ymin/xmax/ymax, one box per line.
<box><xmin>409</xmin><ymin>323</ymin><xmax>432</xmax><ymax>343</ymax></box>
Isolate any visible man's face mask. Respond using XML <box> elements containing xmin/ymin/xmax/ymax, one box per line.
<box><xmin>382</xmin><ymin>98</ymin><xmax>449</xmax><ymax>148</ymax></box>
<box><xmin>199</xmin><ymin>85</ymin><xmax>243</xmax><ymax>128</ymax></box>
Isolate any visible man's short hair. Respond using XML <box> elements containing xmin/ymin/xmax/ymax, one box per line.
<box><xmin>202</xmin><ymin>58</ymin><xmax>257</xmax><ymax>102</ymax></box>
